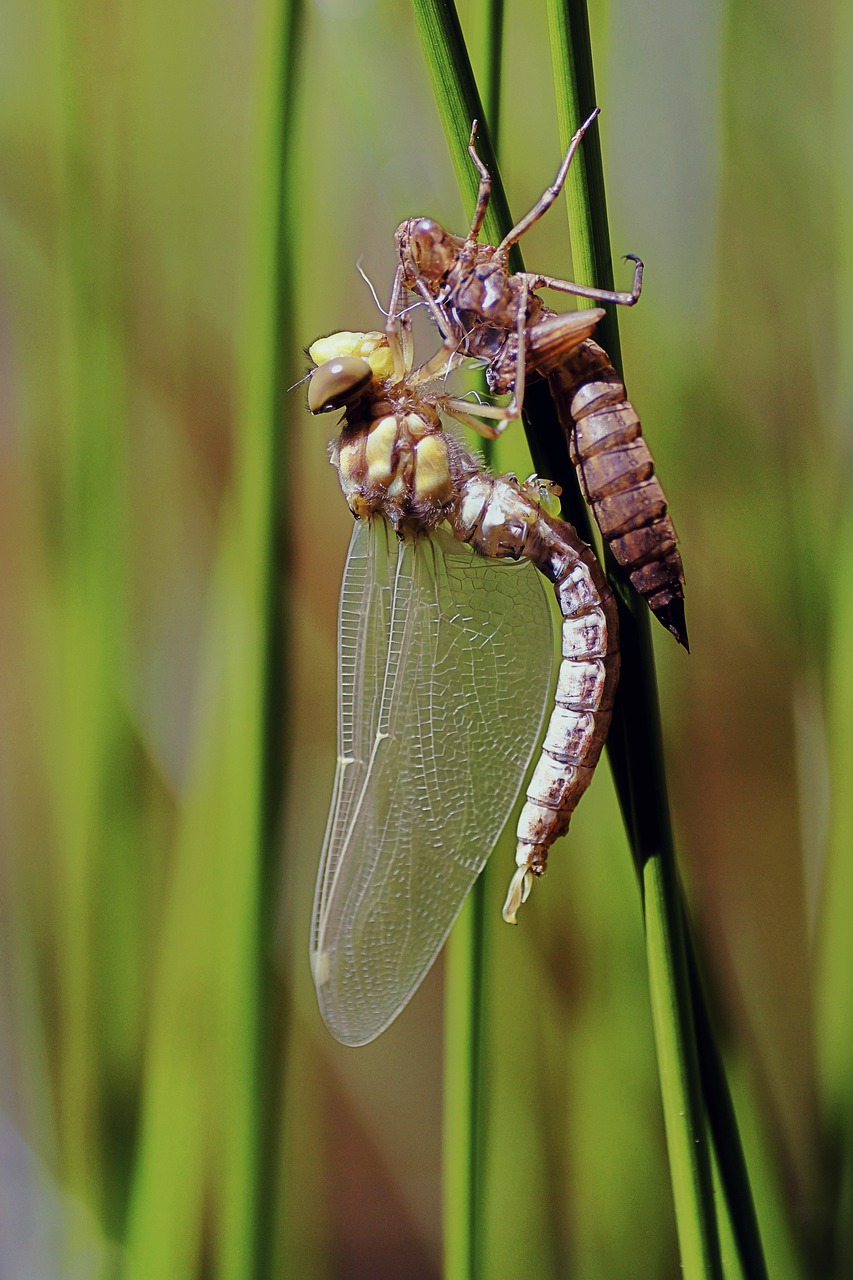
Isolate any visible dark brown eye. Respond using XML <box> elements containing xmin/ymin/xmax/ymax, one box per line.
<box><xmin>308</xmin><ymin>356</ymin><xmax>373</xmax><ymax>413</ymax></box>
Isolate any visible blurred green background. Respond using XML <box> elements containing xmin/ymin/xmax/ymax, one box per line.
<box><xmin>0</xmin><ymin>0</ymin><xmax>848</xmax><ymax>1276</ymax></box>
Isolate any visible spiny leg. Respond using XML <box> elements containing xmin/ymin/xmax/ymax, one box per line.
<box><xmin>384</xmin><ymin>265</ymin><xmax>411</xmax><ymax>382</ymax></box>
<box><xmin>493</xmin><ymin>106</ymin><xmax>600</xmax><ymax>261</ymax></box>
<box><xmin>414</xmin><ymin>278</ymin><xmax>459</xmax><ymax>346</ymax></box>
<box><xmin>440</xmin><ymin>401</ymin><xmax>502</xmax><ymax>439</ymax></box>
<box><xmin>465</xmin><ymin>120</ymin><xmax>493</xmax><ymax>246</ymax></box>
<box><xmin>521</xmin><ymin>254</ymin><xmax>644</xmax><ymax>308</ymax></box>
<box><xmin>508</xmin><ymin>275</ymin><xmax>529</xmax><ymax>416</ymax></box>
<box><xmin>406</xmin><ymin>306</ymin><xmax>477</xmax><ymax>390</ymax></box>
<box><xmin>389</xmin><ymin>268</ymin><xmax>477</xmax><ymax>393</ymax></box>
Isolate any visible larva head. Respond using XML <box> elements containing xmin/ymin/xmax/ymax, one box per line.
<box><xmin>395</xmin><ymin>218</ymin><xmax>457</xmax><ymax>288</ymax></box>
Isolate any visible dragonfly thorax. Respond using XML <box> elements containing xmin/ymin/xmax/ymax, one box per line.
<box><xmin>332</xmin><ymin>400</ymin><xmax>474</xmax><ymax>535</ymax></box>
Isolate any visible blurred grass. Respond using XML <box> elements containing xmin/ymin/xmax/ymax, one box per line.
<box><xmin>0</xmin><ymin>0</ymin><xmax>846</xmax><ymax>1276</ymax></box>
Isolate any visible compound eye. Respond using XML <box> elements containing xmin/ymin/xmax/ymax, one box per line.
<box><xmin>308</xmin><ymin>356</ymin><xmax>373</xmax><ymax>413</ymax></box>
<box><xmin>409</xmin><ymin>219</ymin><xmax>449</xmax><ymax>277</ymax></box>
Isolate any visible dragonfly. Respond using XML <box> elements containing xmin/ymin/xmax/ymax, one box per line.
<box><xmin>393</xmin><ymin>107</ymin><xmax>688</xmax><ymax>650</ymax></box>
<box><xmin>305</xmin><ymin>322</ymin><xmax>619</xmax><ymax>1045</ymax></box>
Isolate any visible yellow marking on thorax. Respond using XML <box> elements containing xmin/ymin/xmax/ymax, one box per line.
<box><xmin>414</xmin><ymin>436</ymin><xmax>453</xmax><ymax>504</ymax></box>
<box><xmin>337</xmin><ymin>437</ymin><xmax>363</xmax><ymax>488</ymax></box>
<box><xmin>365</xmin><ymin>415</ymin><xmax>400</xmax><ymax>485</ymax></box>
<box><xmin>402</xmin><ymin>411</ymin><xmax>435</xmax><ymax>442</ymax></box>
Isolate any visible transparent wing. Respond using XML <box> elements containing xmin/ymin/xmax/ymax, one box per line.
<box><xmin>311</xmin><ymin>516</ymin><xmax>554</xmax><ymax>1045</ymax></box>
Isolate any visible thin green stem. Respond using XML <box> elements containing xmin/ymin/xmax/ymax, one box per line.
<box><xmin>687</xmin><ymin>924</ymin><xmax>770</xmax><ymax>1280</ymax></box>
<box><xmin>51</xmin><ymin>0</ymin><xmax>133</xmax><ymax>1236</ymax></box>
<box><xmin>442</xmin><ymin>885</ymin><xmax>488</xmax><ymax>1280</ymax></box>
<box><xmin>414</xmin><ymin>2</ymin><xmax>762</xmax><ymax>1278</ymax></box>
<box><xmin>123</xmin><ymin>2</ymin><xmax>299</xmax><ymax>1276</ymax></box>
<box><xmin>410</xmin><ymin>0</ymin><xmax>513</xmax><ymax>253</ymax></box>
<box><xmin>409</xmin><ymin>6</ymin><xmax>501</xmax><ymax>1276</ymax></box>
<box><xmin>249</xmin><ymin>0</ymin><xmax>304</xmax><ymax>1275</ymax></box>
<box><xmin>483</xmin><ymin>0</ymin><xmax>505</xmax><ymax>151</ymax></box>
<box><xmin>546</xmin><ymin>3</ymin><xmax>732</xmax><ymax>1277</ymax></box>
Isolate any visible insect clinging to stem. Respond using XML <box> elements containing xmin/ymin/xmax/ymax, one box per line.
<box><xmin>393</xmin><ymin>107</ymin><xmax>688</xmax><ymax>649</ymax></box>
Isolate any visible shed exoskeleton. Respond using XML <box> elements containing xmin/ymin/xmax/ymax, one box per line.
<box><xmin>392</xmin><ymin>108</ymin><xmax>688</xmax><ymax>649</ymax></box>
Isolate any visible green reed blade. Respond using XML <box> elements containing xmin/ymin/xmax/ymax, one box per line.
<box><xmin>409</xmin><ymin>4</ymin><xmax>507</xmax><ymax>1276</ymax></box>
<box><xmin>545</xmin><ymin>4</ymin><xmax>727</xmax><ymax>1278</ymax></box>
<box><xmin>123</xmin><ymin>1</ymin><xmax>299</xmax><ymax>1275</ymax></box>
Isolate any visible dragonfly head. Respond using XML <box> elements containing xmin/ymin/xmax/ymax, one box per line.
<box><xmin>307</xmin><ymin>331</ymin><xmax>395</xmax><ymax>413</ymax></box>
<box><xmin>395</xmin><ymin>218</ymin><xmax>456</xmax><ymax>287</ymax></box>
<box><xmin>308</xmin><ymin>356</ymin><xmax>374</xmax><ymax>414</ymax></box>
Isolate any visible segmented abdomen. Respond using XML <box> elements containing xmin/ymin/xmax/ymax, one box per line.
<box><xmin>449</xmin><ymin>473</ymin><xmax>619</xmax><ymax>921</ymax></box>
<box><xmin>548</xmin><ymin>338</ymin><xmax>688</xmax><ymax>649</ymax></box>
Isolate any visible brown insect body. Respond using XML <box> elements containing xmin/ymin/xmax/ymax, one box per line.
<box><xmin>481</xmin><ymin>312</ymin><xmax>687</xmax><ymax>647</ymax></box>
<box><xmin>547</xmin><ymin>340</ymin><xmax>687</xmax><ymax>648</ymax></box>
<box><xmin>393</xmin><ymin>113</ymin><xmax>688</xmax><ymax>650</ymax></box>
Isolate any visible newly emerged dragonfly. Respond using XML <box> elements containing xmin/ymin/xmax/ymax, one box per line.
<box><xmin>393</xmin><ymin>108</ymin><xmax>688</xmax><ymax>649</ymax></box>
<box><xmin>306</xmin><ymin>325</ymin><xmax>619</xmax><ymax>1044</ymax></box>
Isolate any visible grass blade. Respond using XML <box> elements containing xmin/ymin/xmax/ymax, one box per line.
<box><xmin>410</xmin><ymin>0</ymin><xmax>512</xmax><ymax>247</ymax></box>
<box><xmin>49</xmin><ymin>0</ymin><xmax>137</xmax><ymax>1244</ymax></box>
<box><xmin>409</xmin><ymin>5</ymin><xmax>507</xmax><ymax>1275</ymax></box>
<box><xmin>411</xmin><ymin>1</ymin><xmax>765</xmax><ymax>1277</ymax></box>
<box><xmin>544</xmin><ymin>3</ymin><xmax>764</xmax><ymax>1277</ymax></box>
<box><xmin>545</xmin><ymin>3</ymin><xmax>722</xmax><ymax>1276</ymax></box>
<box><xmin>442</xmin><ymin>885</ymin><xmax>488</xmax><ymax>1280</ymax></box>
<box><xmin>124</xmin><ymin>1</ymin><xmax>299</xmax><ymax>1274</ymax></box>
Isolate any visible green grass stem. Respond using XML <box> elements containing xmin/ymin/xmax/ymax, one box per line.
<box><xmin>50</xmin><ymin>0</ymin><xmax>136</xmax><ymax>1242</ymax></box>
<box><xmin>442</xmin><ymin>886</ymin><xmax>488</xmax><ymax>1280</ymax></box>
<box><xmin>411</xmin><ymin>0</ymin><xmax>514</xmax><ymax>251</ymax></box>
<box><xmin>412</xmin><ymin>2</ymin><xmax>768</xmax><ymax>1277</ymax></box>
<box><xmin>547</xmin><ymin>6</ymin><xmax>770</xmax><ymax>1275</ymax></box>
<box><xmin>123</xmin><ymin>1</ymin><xmax>299</xmax><ymax>1275</ymax></box>
<box><xmin>409</xmin><ymin>5</ymin><xmax>510</xmax><ymax>1275</ymax></box>
<box><xmin>546</xmin><ymin>4</ymin><xmax>728</xmax><ymax>1276</ymax></box>
<box><xmin>425</xmin><ymin>6</ymin><xmax>508</xmax><ymax>1274</ymax></box>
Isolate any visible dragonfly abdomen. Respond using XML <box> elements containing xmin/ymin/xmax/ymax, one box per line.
<box><xmin>449</xmin><ymin>473</ymin><xmax>620</xmax><ymax>923</ymax></box>
<box><xmin>510</xmin><ymin>535</ymin><xmax>618</xmax><ymax>918</ymax></box>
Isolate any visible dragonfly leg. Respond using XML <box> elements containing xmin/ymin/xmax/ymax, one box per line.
<box><xmin>494</xmin><ymin>106</ymin><xmax>600</xmax><ymax>261</ymax></box>
<box><xmin>441</xmin><ymin>401</ymin><xmax>502</xmax><ymax>439</ymax></box>
<box><xmin>438</xmin><ymin>398</ymin><xmax>520</xmax><ymax>442</ymax></box>
<box><xmin>509</xmin><ymin>276</ymin><xmax>529</xmax><ymax>415</ymax></box>
<box><xmin>465</xmin><ymin>120</ymin><xmax>492</xmax><ymax>245</ymax></box>
<box><xmin>440</xmin><ymin>286</ymin><xmax>528</xmax><ymax>436</ymax></box>
<box><xmin>521</xmin><ymin>254</ymin><xmax>644</xmax><ymax>307</ymax></box>
<box><xmin>416</xmin><ymin>278</ymin><xmax>457</xmax><ymax>343</ymax></box>
<box><xmin>384</xmin><ymin>266</ymin><xmax>415</xmax><ymax>381</ymax></box>
<box><xmin>439</xmin><ymin>277</ymin><xmax>530</xmax><ymax>435</ymax></box>
<box><xmin>407</xmin><ymin>318</ymin><xmax>471</xmax><ymax>390</ymax></box>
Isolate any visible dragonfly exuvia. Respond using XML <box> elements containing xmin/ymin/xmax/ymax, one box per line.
<box><xmin>393</xmin><ymin>108</ymin><xmax>688</xmax><ymax>648</ymax></box>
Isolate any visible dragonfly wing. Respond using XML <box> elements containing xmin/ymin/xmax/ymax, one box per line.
<box><xmin>311</xmin><ymin>516</ymin><xmax>554</xmax><ymax>1045</ymax></box>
